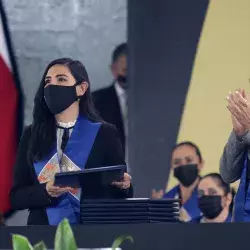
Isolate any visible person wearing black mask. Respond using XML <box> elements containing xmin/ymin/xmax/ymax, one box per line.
<box><xmin>92</xmin><ymin>43</ymin><xmax>128</xmax><ymax>158</ymax></box>
<box><xmin>163</xmin><ymin>141</ymin><xmax>204</xmax><ymax>221</ymax></box>
<box><xmin>10</xmin><ymin>58</ymin><xmax>132</xmax><ymax>225</ymax></box>
<box><xmin>191</xmin><ymin>173</ymin><xmax>233</xmax><ymax>223</ymax></box>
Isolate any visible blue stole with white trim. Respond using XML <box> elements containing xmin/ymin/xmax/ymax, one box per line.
<box><xmin>164</xmin><ymin>185</ymin><xmax>201</xmax><ymax>221</ymax></box>
<box><xmin>33</xmin><ymin>116</ymin><xmax>101</xmax><ymax>225</ymax></box>
<box><xmin>234</xmin><ymin>155</ymin><xmax>250</xmax><ymax>222</ymax></box>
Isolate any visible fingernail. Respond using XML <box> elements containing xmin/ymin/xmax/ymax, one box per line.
<box><xmin>226</xmin><ymin>96</ymin><xmax>229</xmax><ymax>100</ymax></box>
<box><xmin>236</xmin><ymin>91</ymin><xmax>239</xmax><ymax>95</ymax></box>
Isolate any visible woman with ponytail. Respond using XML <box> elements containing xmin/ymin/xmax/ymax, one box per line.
<box><xmin>191</xmin><ymin>173</ymin><xmax>234</xmax><ymax>223</ymax></box>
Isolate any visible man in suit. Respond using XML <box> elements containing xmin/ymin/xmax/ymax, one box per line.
<box><xmin>93</xmin><ymin>43</ymin><xmax>128</xmax><ymax>154</ymax></box>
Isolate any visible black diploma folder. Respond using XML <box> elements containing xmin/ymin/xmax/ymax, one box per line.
<box><xmin>54</xmin><ymin>165</ymin><xmax>126</xmax><ymax>189</ymax></box>
<box><xmin>80</xmin><ymin>198</ymin><xmax>180</xmax><ymax>224</ymax></box>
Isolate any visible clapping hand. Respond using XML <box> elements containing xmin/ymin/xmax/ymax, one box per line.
<box><xmin>226</xmin><ymin>89</ymin><xmax>250</xmax><ymax>136</ymax></box>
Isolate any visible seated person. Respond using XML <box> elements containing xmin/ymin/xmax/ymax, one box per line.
<box><xmin>191</xmin><ymin>173</ymin><xmax>233</xmax><ymax>223</ymax></box>
<box><xmin>164</xmin><ymin>141</ymin><xmax>204</xmax><ymax>221</ymax></box>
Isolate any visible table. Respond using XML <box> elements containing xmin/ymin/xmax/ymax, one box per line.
<box><xmin>0</xmin><ymin>223</ymin><xmax>248</xmax><ymax>249</ymax></box>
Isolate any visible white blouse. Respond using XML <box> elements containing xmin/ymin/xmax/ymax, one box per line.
<box><xmin>56</xmin><ymin>120</ymin><xmax>76</xmax><ymax>162</ymax></box>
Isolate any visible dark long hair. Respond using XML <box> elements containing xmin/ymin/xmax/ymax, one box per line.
<box><xmin>201</xmin><ymin>173</ymin><xmax>235</xmax><ymax>213</ymax></box>
<box><xmin>0</xmin><ymin>211</ymin><xmax>4</xmax><ymax>226</ymax></box>
<box><xmin>28</xmin><ymin>58</ymin><xmax>101</xmax><ymax>162</ymax></box>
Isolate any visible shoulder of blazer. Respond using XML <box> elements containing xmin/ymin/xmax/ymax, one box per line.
<box><xmin>92</xmin><ymin>85</ymin><xmax>117</xmax><ymax>101</ymax></box>
<box><xmin>97</xmin><ymin>122</ymin><xmax>118</xmax><ymax>139</ymax></box>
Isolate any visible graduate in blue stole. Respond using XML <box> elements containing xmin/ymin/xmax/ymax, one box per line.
<box><xmin>220</xmin><ymin>89</ymin><xmax>250</xmax><ymax>222</ymax></box>
<box><xmin>10</xmin><ymin>58</ymin><xmax>133</xmax><ymax>225</ymax></box>
<box><xmin>163</xmin><ymin>142</ymin><xmax>204</xmax><ymax>221</ymax></box>
<box><xmin>191</xmin><ymin>173</ymin><xmax>233</xmax><ymax>223</ymax></box>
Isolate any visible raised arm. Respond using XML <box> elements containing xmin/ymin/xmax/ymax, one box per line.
<box><xmin>221</xmin><ymin>89</ymin><xmax>250</xmax><ymax>183</ymax></box>
<box><xmin>220</xmin><ymin>131</ymin><xmax>248</xmax><ymax>183</ymax></box>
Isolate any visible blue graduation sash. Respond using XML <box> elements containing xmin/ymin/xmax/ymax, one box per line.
<box><xmin>225</xmin><ymin>213</ymin><xmax>232</xmax><ymax>222</ymax></box>
<box><xmin>234</xmin><ymin>155</ymin><xmax>250</xmax><ymax>222</ymax></box>
<box><xmin>33</xmin><ymin>116</ymin><xmax>101</xmax><ymax>225</ymax></box>
<box><xmin>164</xmin><ymin>185</ymin><xmax>201</xmax><ymax>220</ymax></box>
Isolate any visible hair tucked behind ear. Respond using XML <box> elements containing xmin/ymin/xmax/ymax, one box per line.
<box><xmin>201</xmin><ymin>173</ymin><xmax>234</xmax><ymax>213</ymax></box>
<box><xmin>27</xmin><ymin>58</ymin><xmax>102</xmax><ymax>163</ymax></box>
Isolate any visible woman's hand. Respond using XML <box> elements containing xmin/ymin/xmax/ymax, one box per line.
<box><xmin>151</xmin><ymin>189</ymin><xmax>164</xmax><ymax>199</ymax></box>
<box><xmin>226</xmin><ymin>89</ymin><xmax>250</xmax><ymax>135</ymax></box>
<box><xmin>231</xmin><ymin>113</ymin><xmax>247</xmax><ymax>137</ymax></box>
<box><xmin>112</xmin><ymin>173</ymin><xmax>131</xmax><ymax>189</ymax></box>
<box><xmin>46</xmin><ymin>179</ymin><xmax>74</xmax><ymax>197</ymax></box>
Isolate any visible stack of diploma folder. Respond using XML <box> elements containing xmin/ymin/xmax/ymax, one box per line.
<box><xmin>80</xmin><ymin>198</ymin><xmax>180</xmax><ymax>224</ymax></box>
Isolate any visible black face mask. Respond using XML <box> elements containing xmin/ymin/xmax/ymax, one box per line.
<box><xmin>173</xmin><ymin>164</ymin><xmax>199</xmax><ymax>187</ymax></box>
<box><xmin>198</xmin><ymin>195</ymin><xmax>223</xmax><ymax>219</ymax></box>
<box><xmin>117</xmin><ymin>75</ymin><xmax>128</xmax><ymax>89</ymax></box>
<box><xmin>44</xmin><ymin>83</ymin><xmax>79</xmax><ymax>114</ymax></box>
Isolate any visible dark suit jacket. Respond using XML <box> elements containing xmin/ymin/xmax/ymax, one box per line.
<box><xmin>220</xmin><ymin>130</ymin><xmax>250</xmax><ymax>183</ymax></box>
<box><xmin>92</xmin><ymin>85</ymin><xmax>125</xmax><ymax>151</ymax></box>
<box><xmin>10</xmin><ymin>123</ymin><xmax>132</xmax><ymax>225</ymax></box>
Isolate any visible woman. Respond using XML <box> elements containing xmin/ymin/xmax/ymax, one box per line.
<box><xmin>10</xmin><ymin>58</ymin><xmax>132</xmax><ymax>225</ymax></box>
<box><xmin>221</xmin><ymin>89</ymin><xmax>250</xmax><ymax>221</ymax></box>
<box><xmin>191</xmin><ymin>173</ymin><xmax>233</xmax><ymax>223</ymax></box>
<box><xmin>163</xmin><ymin>141</ymin><xmax>204</xmax><ymax>221</ymax></box>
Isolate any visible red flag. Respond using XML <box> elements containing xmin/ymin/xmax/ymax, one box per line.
<box><xmin>0</xmin><ymin>0</ymin><xmax>23</xmax><ymax>214</ymax></box>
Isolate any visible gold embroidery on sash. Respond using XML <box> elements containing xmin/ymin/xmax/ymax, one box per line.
<box><xmin>37</xmin><ymin>154</ymin><xmax>81</xmax><ymax>198</ymax></box>
<box><xmin>38</xmin><ymin>155</ymin><xmax>60</xmax><ymax>183</ymax></box>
